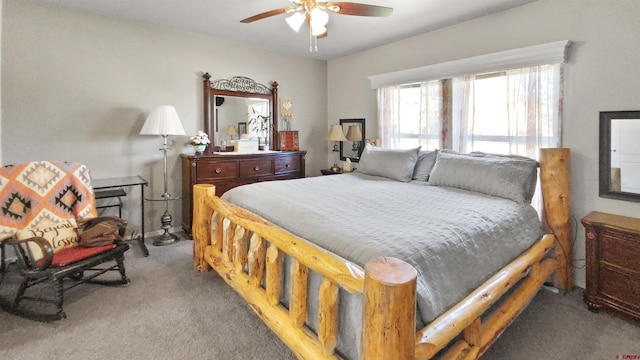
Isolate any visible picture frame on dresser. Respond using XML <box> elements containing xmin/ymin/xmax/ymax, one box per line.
<box><xmin>279</xmin><ymin>130</ymin><xmax>299</xmax><ymax>151</ymax></box>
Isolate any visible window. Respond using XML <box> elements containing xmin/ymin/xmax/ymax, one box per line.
<box><xmin>378</xmin><ymin>80</ymin><xmax>443</xmax><ymax>150</ymax></box>
<box><xmin>451</xmin><ymin>65</ymin><xmax>562</xmax><ymax>159</ymax></box>
<box><xmin>378</xmin><ymin>64</ymin><xmax>562</xmax><ymax>160</ymax></box>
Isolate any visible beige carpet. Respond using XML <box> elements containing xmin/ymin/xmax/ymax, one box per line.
<box><xmin>1</xmin><ymin>238</ymin><xmax>638</xmax><ymax>359</ymax></box>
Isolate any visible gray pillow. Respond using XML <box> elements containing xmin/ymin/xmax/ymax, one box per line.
<box><xmin>412</xmin><ymin>150</ymin><xmax>438</xmax><ymax>181</ymax></box>
<box><xmin>429</xmin><ymin>151</ymin><xmax>538</xmax><ymax>204</ymax></box>
<box><xmin>357</xmin><ymin>145</ymin><xmax>421</xmax><ymax>182</ymax></box>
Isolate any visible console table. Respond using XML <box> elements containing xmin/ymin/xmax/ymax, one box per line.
<box><xmin>93</xmin><ymin>175</ymin><xmax>149</xmax><ymax>257</ymax></box>
<box><xmin>181</xmin><ymin>151</ymin><xmax>306</xmax><ymax>234</ymax></box>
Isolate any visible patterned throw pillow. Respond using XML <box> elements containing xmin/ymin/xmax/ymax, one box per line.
<box><xmin>15</xmin><ymin>218</ymin><xmax>79</xmax><ymax>261</ymax></box>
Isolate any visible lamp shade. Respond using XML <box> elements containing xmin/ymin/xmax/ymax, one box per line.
<box><xmin>227</xmin><ymin>125</ymin><xmax>239</xmax><ymax>136</ymax></box>
<box><xmin>140</xmin><ymin>106</ymin><xmax>186</xmax><ymax>136</ymax></box>
<box><xmin>326</xmin><ymin>124</ymin><xmax>347</xmax><ymax>141</ymax></box>
<box><xmin>286</xmin><ymin>12</ymin><xmax>305</xmax><ymax>32</ymax></box>
<box><xmin>345</xmin><ymin>125</ymin><xmax>362</xmax><ymax>141</ymax></box>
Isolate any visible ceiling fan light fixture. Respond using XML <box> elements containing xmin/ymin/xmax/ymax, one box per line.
<box><xmin>311</xmin><ymin>24</ymin><xmax>327</xmax><ymax>37</ymax></box>
<box><xmin>310</xmin><ymin>7</ymin><xmax>329</xmax><ymax>26</ymax></box>
<box><xmin>285</xmin><ymin>11</ymin><xmax>305</xmax><ymax>32</ymax></box>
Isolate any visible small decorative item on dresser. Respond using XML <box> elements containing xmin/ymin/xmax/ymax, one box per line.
<box><xmin>279</xmin><ymin>130</ymin><xmax>299</xmax><ymax>151</ymax></box>
<box><xmin>582</xmin><ymin>211</ymin><xmax>640</xmax><ymax>322</ymax></box>
<box><xmin>190</xmin><ymin>130</ymin><xmax>210</xmax><ymax>155</ymax></box>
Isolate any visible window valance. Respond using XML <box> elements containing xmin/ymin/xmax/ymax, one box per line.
<box><xmin>368</xmin><ymin>40</ymin><xmax>570</xmax><ymax>89</ymax></box>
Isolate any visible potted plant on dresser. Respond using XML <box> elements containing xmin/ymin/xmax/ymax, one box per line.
<box><xmin>248</xmin><ymin>107</ymin><xmax>270</xmax><ymax>150</ymax></box>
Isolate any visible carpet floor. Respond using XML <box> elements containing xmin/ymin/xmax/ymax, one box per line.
<box><xmin>1</xmin><ymin>238</ymin><xmax>639</xmax><ymax>359</ymax></box>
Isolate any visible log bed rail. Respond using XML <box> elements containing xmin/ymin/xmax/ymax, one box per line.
<box><xmin>192</xmin><ymin>148</ymin><xmax>572</xmax><ymax>360</ymax></box>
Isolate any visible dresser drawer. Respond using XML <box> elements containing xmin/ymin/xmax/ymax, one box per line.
<box><xmin>197</xmin><ymin>161</ymin><xmax>238</xmax><ymax>180</ymax></box>
<box><xmin>274</xmin><ymin>156</ymin><xmax>300</xmax><ymax>173</ymax></box>
<box><xmin>239</xmin><ymin>159</ymin><xmax>273</xmax><ymax>178</ymax></box>
<box><xmin>599</xmin><ymin>266</ymin><xmax>640</xmax><ymax>311</ymax></box>
<box><xmin>600</xmin><ymin>233</ymin><xmax>640</xmax><ymax>273</ymax></box>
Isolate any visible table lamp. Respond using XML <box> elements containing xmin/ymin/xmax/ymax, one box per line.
<box><xmin>326</xmin><ymin>124</ymin><xmax>347</xmax><ymax>172</ymax></box>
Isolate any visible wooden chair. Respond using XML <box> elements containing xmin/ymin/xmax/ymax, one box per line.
<box><xmin>0</xmin><ymin>161</ymin><xmax>130</xmax><ymax>321</ymax></box>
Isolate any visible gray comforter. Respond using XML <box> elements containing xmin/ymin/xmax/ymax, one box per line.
<box><xmin>221</xmin><ymin>172</ymin><xmax>543</xmax><ymax>358</ymax></box>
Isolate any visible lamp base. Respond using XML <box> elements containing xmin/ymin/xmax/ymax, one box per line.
<box><xmin>329</xmin><ymin>164</ymin><xmax>342</xmax><ymax>173</ymax></box>
<box><xmin>153</xmin><ymin>231</ymin><xmax>180</xmax><ymax>246</ymax></box>
<box><xmin>153</xmin><ymin>210</ymin><xmax>180</xmax><ymax>246</ymax></box>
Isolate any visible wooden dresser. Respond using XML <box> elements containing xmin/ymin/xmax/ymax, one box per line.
<box><xmin>181</xmin><ymin>151</ymin><xmax>306</xmax><ymax>234</ymax></box>
<box><xmin>582</xmin><ymin>211</ymin><xmax>640</xmax><ymax>321</ymax></box>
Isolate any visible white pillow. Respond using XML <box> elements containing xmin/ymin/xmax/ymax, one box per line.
<box><xmin>15</xmin><ymin>218</ymin><xmax>79</xmax><ymax>260</ymax></box>
<box><xmin>357</xmin><ymin>145</ymin><xmax>421</xmax><ymax>182</ymax></box>
<box><xmin>412</xmin><ymin>150</ymin><xmax>438</xmax><ymax>181</ymax></box>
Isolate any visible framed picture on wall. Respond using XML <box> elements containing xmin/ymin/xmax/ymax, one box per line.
<box><xmin>237</xmin><ymin>122</ymin><xmax>247</xmax><ymax>136</ymax></box>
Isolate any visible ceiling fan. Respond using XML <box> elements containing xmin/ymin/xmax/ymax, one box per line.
<box><xmin>240</xmin><ymin>1</ymin><xmax>393</xmax><ymax>51</ymax></box>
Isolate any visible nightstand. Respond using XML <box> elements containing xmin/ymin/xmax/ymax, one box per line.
<box><xmin>582</xmin><ymin>211</ymin><xmax>640</xmax><ymax>321</ymax></box>
<box><xmin>321</xmin><ymin>168</ymin><xmax>342</xmax><ymax>175</ymax></box>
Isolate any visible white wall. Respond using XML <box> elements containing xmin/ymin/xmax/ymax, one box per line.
<box><xmin>1</xmin><ymin>0</ymin><xmax>327</xmax><ymax>239</ymax></box>
<box><xmin>327</xmin><ymin>0</ymin><xmax>640</xmax><ymax>288</ymax></box>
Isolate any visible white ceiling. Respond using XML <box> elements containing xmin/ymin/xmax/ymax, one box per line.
<box><xmin>25</xmin><ymin>0</ymin><xmax>538</xmax><ymax>60</ymax></box>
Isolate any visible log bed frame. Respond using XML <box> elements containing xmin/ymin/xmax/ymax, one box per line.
<box><xmin>192</xmin><ymin>148</ymin><xmax>572</xmax><ymax>360</ymax></box>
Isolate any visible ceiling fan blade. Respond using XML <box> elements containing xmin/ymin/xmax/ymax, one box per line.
<box><xmin>240</xmin><ymin>8</ymin><xmax>294</xmax><ymax>23</ymax></box>
<box><xmin>326</xmin><ymin>2</ymin><xmax>393</xmax><ymax>17</ymax></box>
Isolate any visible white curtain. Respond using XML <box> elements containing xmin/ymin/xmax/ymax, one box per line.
<box><xmin>377</xmin><ymin>81</ymin><xmax>442</xmax><ymax>149</ymax></box>
<box><xmin>451</xmin><ymin>64</ymin><xmax>562</xmax><ymax>159</ymax></box>
<box><xmin>377</xmin><ymin>85</ymin><xmax>401</xmax><ymax>148</ymax></box>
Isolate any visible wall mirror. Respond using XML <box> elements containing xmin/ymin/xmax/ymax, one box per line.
<box><xmin>599</xmin><ymin>110</ymin><xmax>640</xmax><ymax>202</ymax></box>
<box><xmin>203</xmin><ymin>73</ymin><xmax>278</xmax><ymax>153</ymax></box>
<box><xmin>339</xmin><ymin>118</ymin><xmax>365</xmax><ymax>162</ymax></box>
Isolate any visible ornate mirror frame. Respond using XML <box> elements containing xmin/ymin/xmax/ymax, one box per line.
<box><xmin>202</xmin><ymin>73</ymin><xmax>279</xmax><ymax>153</ymax></box>
<box><xmin>599</xmin><ymin>110</ymin><xmax>640</xmax><ymax>202</ymax></box>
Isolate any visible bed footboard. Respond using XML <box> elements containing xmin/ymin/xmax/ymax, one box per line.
<box><xmin>193</xmin><ymin>184</ymin><xmax>417</xmax><ymax>359</ymax></box>
<box><xmin>192</xmin><ymin>185</ymin><xmax>558</xmax><ymax>360</ymax></box>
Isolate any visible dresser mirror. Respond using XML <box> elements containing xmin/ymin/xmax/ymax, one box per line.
<box><xmin>339</xmin><ymin>118</ymin><xmax>365</xmax><ymax>162</ymax></box>
<box><xmin>202</xmin><ymin>73</ymin><xmax>279</xmax><ymax>152</ymax></box>
<box><xmin>599</xmin><ymin>110</ymin><xmax>640</xmax><ymax>202</ymax></box>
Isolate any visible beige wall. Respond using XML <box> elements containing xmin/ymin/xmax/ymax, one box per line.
<box><xmin>327</xmin><ymin>0</ymin><xmax>640</xmax><ymax>288</ymax></box>
<box><xmin>1</xmin><ymin>0</ymin><xmax>327</xmax><ymax>238</ymax></box>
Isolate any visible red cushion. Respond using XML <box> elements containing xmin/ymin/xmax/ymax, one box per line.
<box><xmin>38</xmin><ymin>244</ymin><xmax>117</xmax><ymax>267</ymax></box>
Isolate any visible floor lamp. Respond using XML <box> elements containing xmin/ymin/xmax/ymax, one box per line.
<box><xmin>140</xmin><ymin>105</ymin><xmax>186</xmax><ymax>246</ymax></box>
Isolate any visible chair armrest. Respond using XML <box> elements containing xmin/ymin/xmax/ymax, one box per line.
<box><xmin>5</xmin><ymin>236</ymin><xmax>54</xmax><ymax>272</ymax></box>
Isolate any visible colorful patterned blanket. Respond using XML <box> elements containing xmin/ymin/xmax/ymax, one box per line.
<box><xmin>0</xmin><ymin>161</ymin><xmax>97</xmax><ymax>241</ymax></box>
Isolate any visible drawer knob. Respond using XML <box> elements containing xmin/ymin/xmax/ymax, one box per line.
<box><xmin>254</xmin><ymin>166</ymin><xmax>260</xmax><ymax>171</ymax></box>
<box><xmin>285</xmin><ymin>163</ymin><xmax>290</xmax><ymax>168</ymax></box>
<box><xmin>215</xmin><ymin>168</ymin><xmax>222</xmax><ymax>174</ymax></box>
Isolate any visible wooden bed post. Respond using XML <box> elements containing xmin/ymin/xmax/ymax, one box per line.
<box><xmin>193</xmin><ymin>184</ymin><xmax>216</xmax><ymax>272</ymax></box>
<box><xmin>539</xmin><ymin>148</ymin><xmax>573</xmax><ymax>292</ymax></box>
<box><xmin>362</xmin><ymin>256</ymin><xmax>417</xmax><ymax>360</ymax></box>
